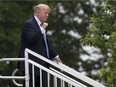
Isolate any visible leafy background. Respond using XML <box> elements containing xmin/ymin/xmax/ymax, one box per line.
<box><xmin>0</xmin><ymin>0</ymin><xmax>112</xmax><ymax>87</ymax></box>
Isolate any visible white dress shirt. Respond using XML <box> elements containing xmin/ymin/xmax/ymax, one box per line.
<box><xmin>34</xmin><ymin>15</ymin><xmax>46</xmax><ymax>34</ymax></box>
<box><xmin>34</xmin><ymin>15</ymin><xmax>59</xmax><ymax>60</ymax></box>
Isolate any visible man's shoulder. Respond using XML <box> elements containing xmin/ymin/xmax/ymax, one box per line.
<box><xmin>23</xmin><ymin>17</ymin><xmax>39</xmax><ymax>30</ymax></box>
<box><xmin>23</xmin><ymin>17</ymin><xmax>36</xmax><ymax>26</ymax></box>
<box><xmin>26</xmin><ymin>17</ymin><xmax>35</xmax><ymax>23</ymax></box>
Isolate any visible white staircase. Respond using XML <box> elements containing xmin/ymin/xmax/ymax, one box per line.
<box><xmin>0</xmin><ymin>48</ymin><xmax>106</xmax><ymax>87</ymax></box>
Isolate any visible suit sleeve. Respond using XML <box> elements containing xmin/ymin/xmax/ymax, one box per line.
<box><xmin>22</xmin><ymin>22</ymin><xmax>43</xmax><ymax>45</ymax></box>
<box><xmin>47</xmin><ymin>40</ymin><xmax>57</xmax><ymax>60</ymax></box>
<box><xmin>49</xmin><ymin>48</ymin><xmax>57</xmax><ymax>60</ymax></box>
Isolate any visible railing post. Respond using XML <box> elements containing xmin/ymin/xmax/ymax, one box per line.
<box><xmin>25</xmin><ymin>49</ymin><xmax>29</xmax><ymax>87</ymax></box>
<box><xmin>54</xmin><ymin>76</ymin><xmax>57</xmax><ymax>87</ymax></box>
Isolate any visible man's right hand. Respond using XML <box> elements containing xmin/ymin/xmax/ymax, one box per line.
<box><xmin>42</xmin><ymin>22</ymin><xmax>48</xmax><ymax>29</ymax></box>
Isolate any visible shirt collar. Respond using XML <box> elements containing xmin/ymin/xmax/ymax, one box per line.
<box><xmin>34</xmin><ymin>15</ymin><xmax>41</xmax><ymax>26</ymax></box>
<box><xmin>34</xmin><ymin>15</ymin><xmax>46</xmax><ymax>34</ymax></box>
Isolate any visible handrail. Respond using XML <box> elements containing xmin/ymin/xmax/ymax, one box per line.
<box><xmin>0</xmin><ymin>75</ymin><xmax>25</xmax><ymax>79</ymax></box>
<box><xmin>0</xmin><ymin>58</ymin><xmax>25</xmax><ymax>80</ymax></box>
<box><xmin>0</xmin><ymin>48</ymin><xmax>106</xmax><ymax>87</ymax></box>
<box><xmin>0</xmin><ymin>57</ymin><xmax>86</xmax><ymax>87</ymax></box>
<box><xmin>28</xmin><ymin>59</ymin><xmax>86</xmax><ymax>87</ymax></box>
<box><xmin>25</xmin><ymin>48</ymin><xmax>105</xmax><ymax>87</ymax></box>
<box><xmin>0</xmin><ymin>58</ymin><xmax>24</xmax><ymax>61</ymax></box>
<box><xmin>50</xmin><ymin>67</ymin><xmax>87</xmax><ymax>87</ymax></box>
<box><xmin>59</xmin><ymin>63</ymin><xmax>105</xmax><ymax>87</ymax></box>
<box><xmin>0</xmin><ymin>58</ymin><xmax>25</xmax><ymax>86</ymax></box>
<box><xmin>12</xmin><ymin>68</ymin><xmax>23</xmax><ymax>87</ymax></box>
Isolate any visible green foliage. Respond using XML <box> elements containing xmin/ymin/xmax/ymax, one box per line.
<box><xmin>48</xmin><ymin>1</ymin><xmax>103</xmax><ymax>71</ymax></box>
<box><xmin>0</xmin><ymin>1</ymin><xmax>37</xmax><ymax>87</ymax></box>
<box><xmin>81</xmin><ymin>0</ymin><xmax>116</xmax><ymax>86</ymax></box>
<box><xmin>0</xmin><ymin>0</ymin><xmax>104</xmax><ymax>86</ymax></box>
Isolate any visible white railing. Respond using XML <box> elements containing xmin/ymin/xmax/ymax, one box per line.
<box><xmin>25</xmin><ymin>48</ymin><xmax>86</xmax><ymax>87</ymax></box>
<box><xmin>0</xmin><ymin>48</ymin><xmax>106</xmax><ymax>87</ymax></box>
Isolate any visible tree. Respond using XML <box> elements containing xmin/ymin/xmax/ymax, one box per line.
<box><xmin>0</xmin><ymin>1</ymin><xmax>37</xmax><ymax>87</ymax></box>
<box><xmin>48</xmin><ymin>0</ymin><xmax>103</xmax><ymax>71</ymax></box>
<box><xmin>81</xmin><ymin>0</ymin><xmax>116</xmax><ymax>86</ymax></box>
<box><xmin>0</xmin><ymin>0</ymin><xmax>104</xmax><ymax>86</ymax></box>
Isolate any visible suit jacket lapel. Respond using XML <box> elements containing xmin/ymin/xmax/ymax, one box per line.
<box><xmin>32</xmin><ymin>16</ymin><xmax>41</xmax><ymax>33</ymax></box>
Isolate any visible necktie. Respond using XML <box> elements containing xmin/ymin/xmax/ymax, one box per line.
<box><xmin>43</xmin><ymin>32</ymin><xmax>49</xmax><ymax>58</ymax></box>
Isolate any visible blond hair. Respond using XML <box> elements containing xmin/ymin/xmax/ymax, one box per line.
<box><xmin>33</xmin><ymin>4</ymin><xmax>51</xmax><ymax>14</ymax></box>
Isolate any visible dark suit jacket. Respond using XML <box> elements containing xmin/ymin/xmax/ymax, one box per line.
<box><xmin>18</xmin><ymin>16</ymin><xmax>57</xmax><ymax>75</ymax></box>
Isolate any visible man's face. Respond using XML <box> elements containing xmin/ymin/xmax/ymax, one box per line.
<box><xmin>37</xmin><ymin>8</ymin><xmax>50</xmax><ymax>22</ymax></box>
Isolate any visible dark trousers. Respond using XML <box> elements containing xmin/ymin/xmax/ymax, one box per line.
<box><xmin>22</xmin><ymin>70</ymin><xmax>48</xmax><ymax>87</ymax></box>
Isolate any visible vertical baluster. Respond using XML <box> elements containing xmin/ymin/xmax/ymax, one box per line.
<box><xmin>61</xmin><ymin>80</ymin><xmax>65</xmax><ymax>87</ymax></box>
<box><xmin>40</xmin><ymin>69</ymin><xmax>42</xmax><ymax>87</ymax></box>
<box><xmin>25</xmin><ymin>50</ymin><xmax>29</xmax><ymax>87</ymax></box>
<box><xmin>68</xmin><ymin>84</ymin><xmax>72</xmax><ymax>87</ymax></box>
<box><xmin>53</xmin><ymin>76</ymin><xmax>57</xmax><ymax>87</ymax></box>
<box><xmin>32</xmin><ymin>65</ymin><xmax>35</xmax><ymax>87</ymax></box>
<box><xmin>48</xmin><ymin>73</ymin><xmax>50</xmax><ymax>87</ymax></box>
<box><xmin>63</xmin><ymin>80</ymin><xmax>65</xmax><ymax>87</ymax></box>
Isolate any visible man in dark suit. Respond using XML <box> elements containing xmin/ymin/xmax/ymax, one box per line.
<box><xmin>18</xmin><ymin>3</ymin><xmax>62</xmax><ymax>87</ymax></box>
